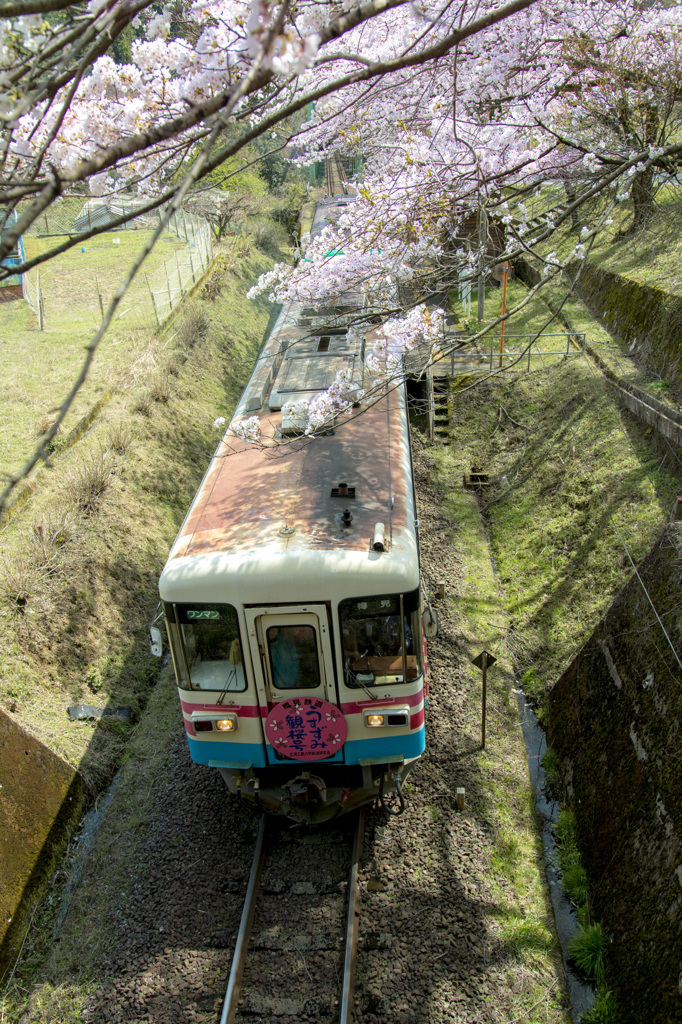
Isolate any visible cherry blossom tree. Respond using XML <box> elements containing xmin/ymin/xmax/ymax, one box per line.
<box><xmin>3</xmin><ymin>0</ymin><xmax>682</xmax><ymax>493</ymax></box>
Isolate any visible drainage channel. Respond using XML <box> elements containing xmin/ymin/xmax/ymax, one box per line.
<box><xmin>54</xmin><ymin>772</ymin><xmax>121</xmax><ymax>934</ymax></box>
<box><xmin>515</xmin><ymin>689</ymin><xmax>595</xmax><ymax>1022</ymax></box>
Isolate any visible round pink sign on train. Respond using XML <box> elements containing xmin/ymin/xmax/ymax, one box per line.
<box><xmin>265</xmin><ymin>697</ymin><xmax>347</xmax><ymax>760</ymax></box>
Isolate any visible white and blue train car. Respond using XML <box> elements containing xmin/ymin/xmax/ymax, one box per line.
<box><xmin>155</xmin><ymin>199</ymin><xmax>427</xmax><ymax>824</ymax></box>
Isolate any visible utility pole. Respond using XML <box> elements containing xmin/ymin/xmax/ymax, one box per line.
<box><xmin>477</xmin><ymin>206</ymin><xmax>488</xmax><ymax>324</ymax></box>
<box><xmin>499</xmin><ymin>261</ymin><xmax>509</xmax><ymax>367</ymax></box>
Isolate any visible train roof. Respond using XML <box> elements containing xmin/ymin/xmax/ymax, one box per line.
<box><xmin>160</xmin><ymin>200</ymin><xmax>419</xmax><ymax>606</ymax></box>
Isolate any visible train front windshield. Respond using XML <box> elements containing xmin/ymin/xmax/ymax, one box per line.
<box><xmin>164</xmin><ymin>602</ymin><xmax>247</xmax><ymax>692</ymax></box>
<box><xmin>340</xmin><ymin>590</ymin><xmax>422</xmax><ymax>687</ymax></box>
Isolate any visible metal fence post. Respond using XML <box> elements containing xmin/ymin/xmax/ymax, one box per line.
<box><xmin>165</xmin><ymin>261</ymin><xmax>173</xmax><ymax>311</ymax></box>
<box><xmin>146</xmin><ymin>275</ymin><xmax>160</xmax><ymax>326</ymax></box>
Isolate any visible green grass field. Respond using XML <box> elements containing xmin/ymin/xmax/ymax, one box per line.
<box><xmin>0</xmin><ymin>229</ymin><xmax>186</xmax><ymax>478</ymax></box>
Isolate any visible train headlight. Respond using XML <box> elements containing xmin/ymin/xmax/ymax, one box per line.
<box><xmin>363</xmin><ymin>705</ymin><xmax>411</xmax><ymax>729</ymax></box>
<box><xmin>215</xmin><ymin>715</ymin><xmax>238</xmax><ymax>732</ymax></box>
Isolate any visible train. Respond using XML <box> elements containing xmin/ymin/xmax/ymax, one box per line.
<box><xmin>151</xmin><ymin>194</ymin><xmax>429</xmax><ymax>824</ymax></box>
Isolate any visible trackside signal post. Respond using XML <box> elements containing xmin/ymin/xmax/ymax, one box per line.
<box><xmin>471</xmin><ymin>650</ymin><xmax>496</xmax><ymax>749</ymax></box>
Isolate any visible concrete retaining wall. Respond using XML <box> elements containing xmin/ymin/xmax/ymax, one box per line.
<box><xmin>546</xmin><ymin>525</ymin><xmax>682</xmax><ymax>1023</ymax></box>
<box><xmin>0</xmin><ymin>710</ymin><xmax>85</xmax><ymax>980</ymax></box>
<box><xmin>575</xmin><ymin>262</ymin><xmax>682</xmax><ymax>387</ymax></box>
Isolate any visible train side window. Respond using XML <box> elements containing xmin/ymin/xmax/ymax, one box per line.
<box><xmin>266</xmin><ymin>625</ymin><xmax>321</xmax><ymax>689</ymax></box>
<box><xmin>340</xmin><ymin>590</ymin><xmax>423</xmax><ymax>687</ymax></box>
<box><xmin>170</xmin><ymin>603</ymin><xmax>247</xmax><ymax>692</ymax></box>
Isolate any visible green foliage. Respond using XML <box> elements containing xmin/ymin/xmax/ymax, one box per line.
<box><xmin>555</xmin><ymin>809</ymin><xmax>591</xmax><ymax>907</ymax></box>
<box><xmin>542</xmin><ymin>746</ymin><xmax>561</xmax><ymax>798</ymax></box>
<box><xmin>569</xmin><ymin>923</ymin><xmax>607</xmax><ymax>982</ymax></box>
<box><xmin>580</xmin><ymin>988</ymin><xmax>618</xmax><ymax>1024</ymax></box>
<box><xmin>563</xmin><ymin>863</ymin><xmax>589</xmax><ymax>907</ymax></box>
<box><xmin>555</xmin><ymin>809</ymin><xmax>578</xmax><ymax>859</ymax></box>
<box><xmin>196</xmin><ymin>143</ymin><xmax>267</xmax><ymax>198</ymax></box>
<box><xmin>502</xmin><ymin>915</ymin><xmax>555</xmax><ymax>963</ymax></box>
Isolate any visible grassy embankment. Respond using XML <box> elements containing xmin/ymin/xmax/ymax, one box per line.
<box><xmin>445</xmin><ymin>185</ymin><xmax>681</xmax><ymax>712</ymax></box>
<box><xmin>0</xmin><ymin>214</ymin><xmax>286</xmax><ymax>1019</ymax></box>
<box><xmin>439</xmin><ymin>196</ymin><xmax>680</xmax><ymax>1024</ymax></box>
<box><xmin>0</xmin><ymin>225</ymin><xmax>185</xmax><ymax>476</ymax></box>
<box><xmin>442</xmin><ymin>356</ymin><xmax>676</xmax><ymax>711</ymax></box>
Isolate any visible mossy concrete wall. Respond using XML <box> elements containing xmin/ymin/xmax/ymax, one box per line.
<box><xmin>0</xmin><ymin>710</ymin><xmax>85</xmax><ymax>979</ymax></box>
<box><xmin>572</xmin><ymin>262</ymin><xmax>682</xmax><ymax>386</ymax></box>
<box><xmin>546</xmin><ymin>525</ymin><xmax>682</xmax><ymax>1024</ymax></box>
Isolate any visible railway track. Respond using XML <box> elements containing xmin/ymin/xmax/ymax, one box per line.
<box><xmin>326</xmin><ymin>153</ymin><xmax>349</xmax><ymax>196</ymax></box>
<box><xmin>220</xmin><ymin>810</ymin><xmax>364</xmax><ymax>1024</ymax></box>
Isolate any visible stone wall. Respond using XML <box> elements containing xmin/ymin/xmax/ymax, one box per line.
<box><xmin>576</xmin><ymin>262</ymin><xmax>682</xmax><ymax>386</ymax></box>
<box><xmin>546</xmin><ymin>525</ymin><xmax>682</xmax><ymax>1024</ymax></box>
<box><xmin>0</xmin><ymin>710</ymin><xmax>85</xmax><ymax>979</ymax></box>
<box><xmin>516</xmin><ymin>254</ymin><xmax>682</xmax><ymax>389</ymax></box>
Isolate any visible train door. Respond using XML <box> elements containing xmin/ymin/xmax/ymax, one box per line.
<box><xmin>244</xmin><ymin>605</ymin><xmax>345</xmax><ymax>765</ymax></box>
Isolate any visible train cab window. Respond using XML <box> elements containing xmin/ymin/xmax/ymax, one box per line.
<box><xmin>165</xmin><ymin>603</ymin><xmax>247</xmax><ymax>692</ymax></box>
<box><xmin>340</xmin><ymin>591</ymin><xmax>423</xmax><ymax>687</ymax></box>
<box><xmin>266</xmin><ymin>625</ymin><xmax>321</xmax><ymax>689</ymax></box>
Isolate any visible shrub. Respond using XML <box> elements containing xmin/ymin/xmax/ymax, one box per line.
<box><xmin>568</xmin><ymin>922</ymin><xmax>607</xmax><ymax>982</ymax></box>
<box><xmin>175</xmin><ymin>301</ymin><xmax>208</xmax><ymax>349</ymax></box>
<box><xmin>65</xmin><ymin>449</ymin><xmax>115</xmax><ymax>515</ymax></box>
<box><xmin>542</xmin><ymin>746</ymin><xmax>561</xmax><ymax>799</ymax></box>
<box><xmin>563</xmin><ymin>864</ymin><xmax>589</xmax><ymax>907</ymax></box>
<box><xmin>106</xmin><ymin>420</ymin><xmax>136</xmax><ymax>456</ymax></box>
<box><xmin>148</xmin><ymin>369</ymin><xmax>173</xmax><ymax>404</ymax></box>
<box><xmin>580</xmin><ymin>988</ymin><xmax>618</xmax><ymax>1024</ymax></box>
<box><xmin>249</xmin><ymin>218</ymin><xmax>278</xmax><ymax>249</ymax></box>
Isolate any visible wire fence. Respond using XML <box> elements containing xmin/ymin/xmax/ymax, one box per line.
<box><xmin>20</xmin><ymin>203</ymin><xmax>213</xmax><ymax>328</ymax></box>
<box><xmin>145</xmin><ymin>209</ymin><xmax>213</xmax><ymax>324</ymax></box>
<box><xmin>21</xmin><ymin>264</ymin><xmax>43</xmax><ymax>326</ymax></box>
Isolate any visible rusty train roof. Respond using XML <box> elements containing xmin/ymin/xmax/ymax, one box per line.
<box><xmin>161</xmin><ymin>199</ymin><xmax>419</xmax><ymax>600</ymax></box>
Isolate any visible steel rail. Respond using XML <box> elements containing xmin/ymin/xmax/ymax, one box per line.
<box><xmin>219</xmin><ymin>814</ymin><xmax>268</xmax><ymax>1024</ymax></box>
<box><xmin>339</xmin><ymin>808</ymin><xmax>364</xmax><ymax>1024</ymax></box>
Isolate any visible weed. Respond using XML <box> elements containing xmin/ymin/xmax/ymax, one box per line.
<box><xmin>499</xmin><ymin>914</ymin><xmax>555</xmax><ymax>965</ymax></box>
<box><xmin>563</xmin><ymin>863</ymin><xmax>589</xmax><ymax>907</ymax></box>
<box><xmin>64</xmin><ymin>449</ymin><xmax>115</xmax><ymax>515</ymax></box>
<box><xmin>35</xmin><ymin>412</ymin><xmax>62</xmax><ymax>453</ymax></box>
<box><xmin>568</xmin><ymin>922</ymin><xmax>607</xmax><ymax>982</ymax></box>
<box><xmin>31</xmin><ymin>508</ymin><xmax>77</xmax><ymax>563</ymax></box>
<box><xmin>85</xmin><ymin>666</ymin><xmax>104</xmax><ymax>693</ymax></box>
<box><xmin>542</xmin><ymin>746</ymin><xmax>561</xmax><ymax>799</ymax></box>
<box><xmin>249</xmin><ymin>218</ymin><xmax>278</xmax><ymax>249</ymax></box>
<box><xmin>134</xmin><ymin>391</ymin><xmax>153</xmax><ymax>417</ymax></box>
<box><xmin>0</xmin><ymin>552</ymin><xmax>50</xmax><ymax>611</ymax></box>
<box><xmin>174</xmin><ymin>301</ymin><xmax>208</xmax><ymax>349</ymax></box>
<box><xmin>148</xmin><ymin>369</ymin><xmax>173</xmax><ymax>404</ymax></box>
<box><xmin>202</xmin><ymin>255</ymin><xmax>227</xmax><ymax>301</ymax></box>
<box><xmin>648</xmin><ymin>377</ymin><xmax>671</xmax><ymax>393</ymax></box>
<box><xmin>106</xmin><ymin>420</ymin><xmax>136</xmax><ymax>456</ymax></box>
<box><xmin>580</xmin><ymin>988</ymin><xmax>618</xmax><ymax>1024</ymax></box>
<box><xmin>555</xmin><ymin>809</ymin><xmax>578</xmax><ymax>858</ymax></box>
